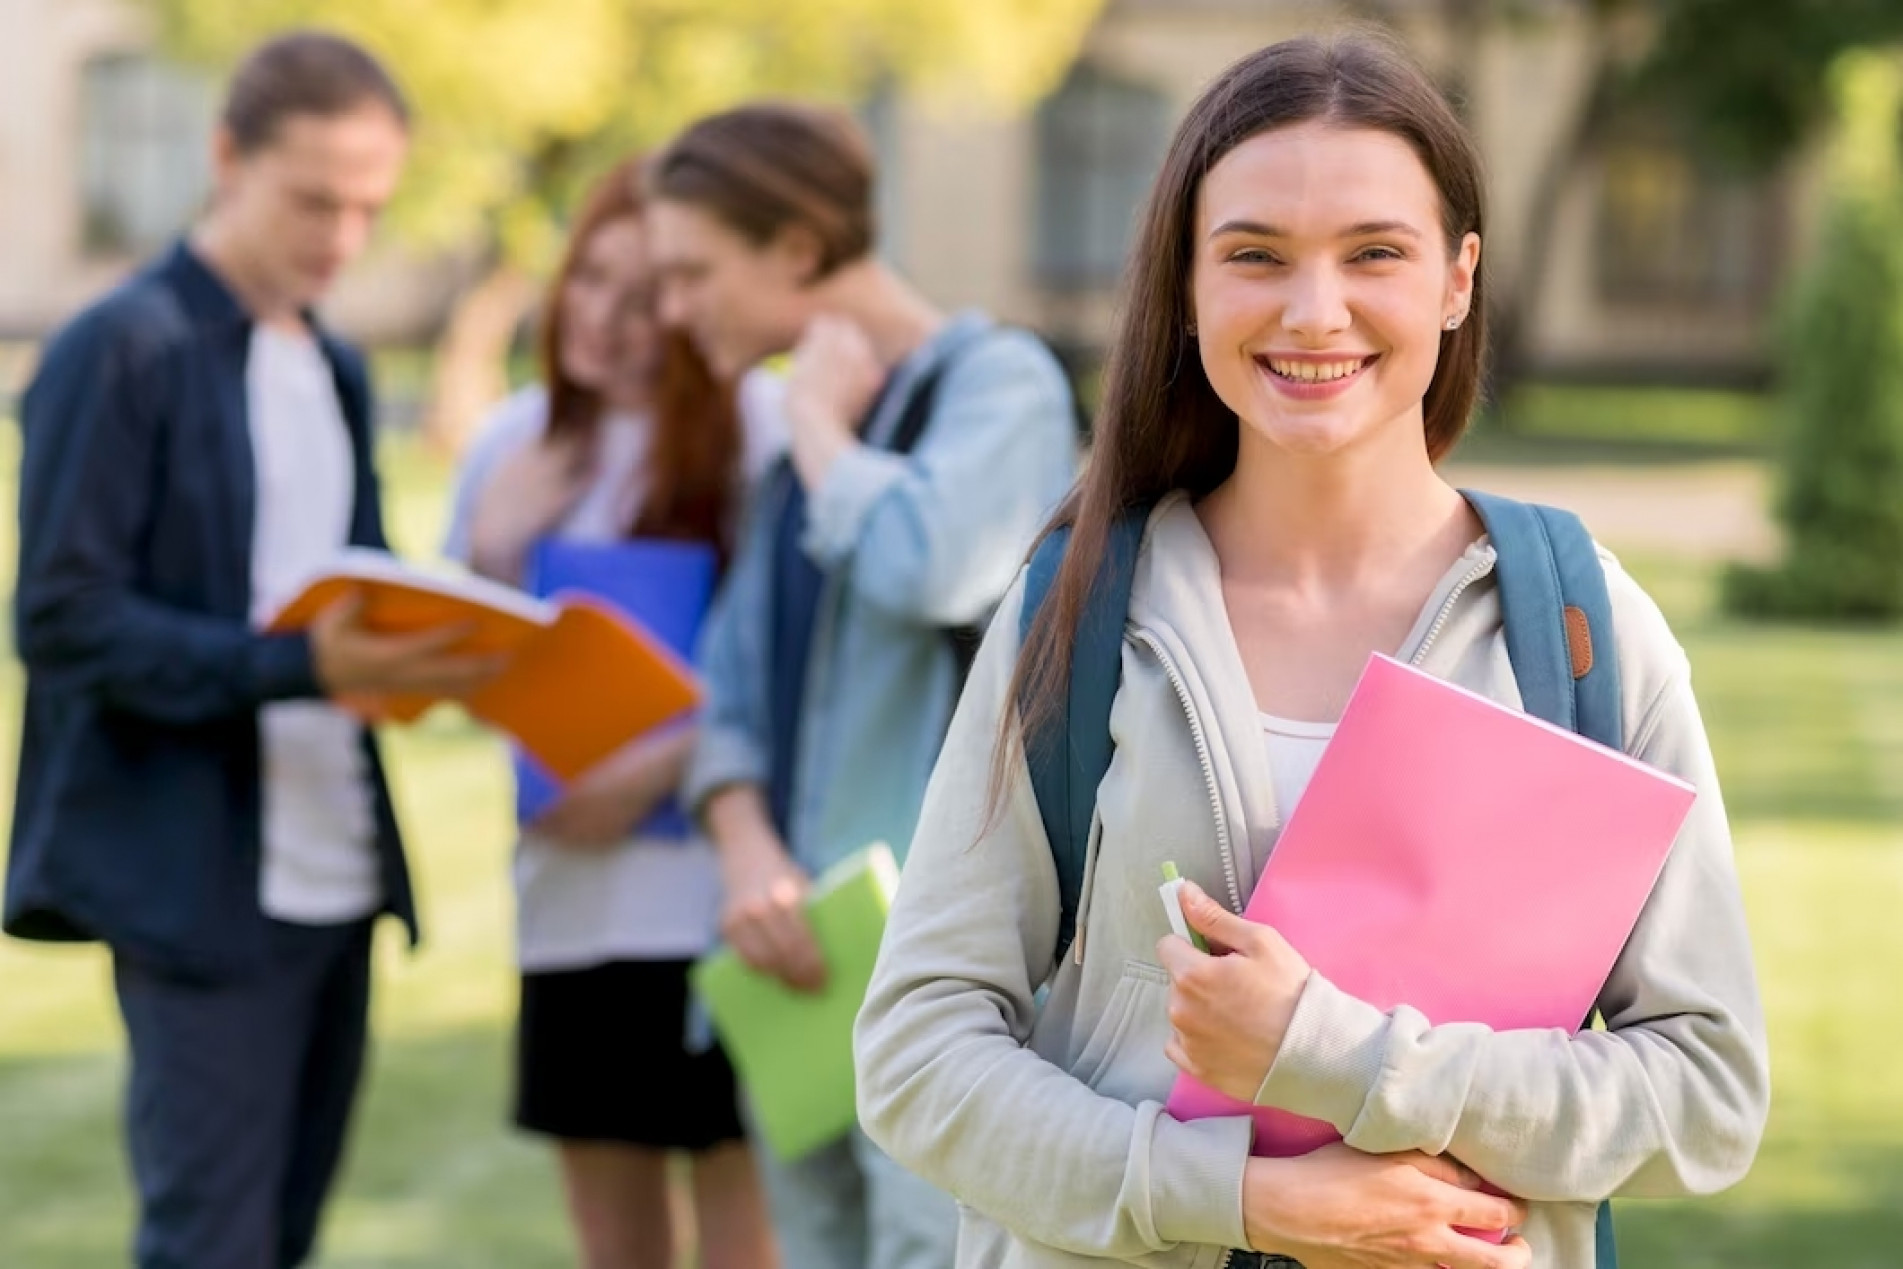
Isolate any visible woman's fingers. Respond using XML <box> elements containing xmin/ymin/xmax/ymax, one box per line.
<box><xmin>1448</xmin><ymin>1188</ymin><xmax>1526</xmax><ymax>1234</ymax></box>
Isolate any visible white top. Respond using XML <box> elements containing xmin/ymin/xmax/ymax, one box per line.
<box><xmin>246</xmin><ymin>324</ymin><xmax>381</xmax><ymax>925</ymax></box>
<box><xmin>446</xmin><ymin>373</ymin><xmax>787</xmax><ymax>971</ymax></box>
<box><xmin>1259</xmin><ymin>711</ymin><xmax>1337</xmax><ymax>823</ymax></box>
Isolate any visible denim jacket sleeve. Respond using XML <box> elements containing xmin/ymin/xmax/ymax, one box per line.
<box><xmin>681</xmin><ymin>468</ymin><xmax>785</xmax><ymax>818</ymax></box>
<box><xmin>802</xmin><ymin>328</ymin><xmax>1079</xmax><ymax>627</ymax></box>
<box><xmin>13</xmin><ymin>307</ymin><xmax>322</xmax><ymax>723</ymax></box>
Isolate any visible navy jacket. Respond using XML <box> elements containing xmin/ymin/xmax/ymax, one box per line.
<box><xmin>5</xmin><ymin>242</ymin><xmax>417</xmax><ymax>980</ymax></box>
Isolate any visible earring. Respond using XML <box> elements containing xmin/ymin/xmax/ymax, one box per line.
<box><xmin>1444</xmin><ymin>315</ymin><xmax>1462</xmax><ymax>331</ymax></box>
<box><xmin>1186</xmin><ymin>322</ymin><xmax>1198</xmax><ymax>337</ymax></box>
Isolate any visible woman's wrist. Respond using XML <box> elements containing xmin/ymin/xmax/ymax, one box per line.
<box><xmin>465</xmin><ymin>519</ymin><xmax>535</xmax><ymax>584</ymax></box>
<box><xmin>1240</xmin><ymin>1157</ymin><xmax>1303</xmax><ymax>1257</ymax></box>
<box><xmin>602</xmin><ymin>730</ymin><xmax>691</xmax><ymax>811</ymax></box>
<box><xmin>788</xmin><ymin>412</ymin><xmax>856</xmax><ymax>493</ymax></box>
<box><xmin>705</xmin><ymin>784</ymin><xmax>785</xmax><ymax>861</ymax></box>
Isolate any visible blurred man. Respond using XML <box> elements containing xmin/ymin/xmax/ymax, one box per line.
<box><xmin>647</xmin><ymin>103</ymin><xmax>1081</xmax><ymax>1269</ymax></box>
<box><xmin>5</xmin><ymin>31</ymin><xmax>495</xmax><ymax>1269</ymax></box>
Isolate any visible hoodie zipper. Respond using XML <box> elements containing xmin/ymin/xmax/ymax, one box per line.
<box><xmin>1089</xmin><ymin>631</ymin><xmax>1247</xmax><ymax>1265</ymax></box>
<box><xmin>1132</xmin><ymin>631</ymin><xmax>1244</xmax><ymax>916</ymax></box>
<box><xmin>1408</xmin><ymin>553</ymin><xmax>1495</xmax><ymax>668</ymax></box>
<box><xmin>1166</xmin><ymin>553</ymin><xmax>1493</xmax><ymax>1269</ymax></box>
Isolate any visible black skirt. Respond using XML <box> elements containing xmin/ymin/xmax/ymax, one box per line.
<box><xmin>514</xmin><ymin>958</ymin><xmax>745</xmax><ymax>1151</ymax></box>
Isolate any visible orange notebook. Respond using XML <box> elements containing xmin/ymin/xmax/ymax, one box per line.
<box><xmin>265</xmin><ymin>549</ymin><xmax>700</xmax><ymax>781</ymax></box>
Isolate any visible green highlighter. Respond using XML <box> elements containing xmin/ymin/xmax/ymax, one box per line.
<box><xmin>1158</xmin><ymin>861</ymin><xmax>1211</xmax><ymax>953</ymax></box>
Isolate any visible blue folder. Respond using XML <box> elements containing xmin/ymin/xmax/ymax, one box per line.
<box><xmin>514</xmin><ymin>537</ymin><xmax>718</xmax><ymax>838</ymax></box>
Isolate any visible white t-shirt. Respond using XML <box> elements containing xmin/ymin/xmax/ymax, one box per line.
<box><xmin>246</xmin><ymin>324</ymin><xmax>381</xmax><ymax>925</ymax></box>
<box><xmin>445</xmin><ymin>374</ymin><xmax>787</xmax><ymax>971</ymax></box>
<box><xmin>1260</xmin><ymin>712</ymin><xmax>1337</xmax><ymax>825</ymax></box>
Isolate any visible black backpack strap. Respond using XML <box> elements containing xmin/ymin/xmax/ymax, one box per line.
<box><xmin>880</xmin><ymin>355</ymin><xmax>984</xmax><ymax>687</ymax></box>
<box><xmin>884</xmin><ymin>360</ymin><xmax>952</xmax><ymax>456</ymax></box>
<box><xmin>1018</xmin><ymin>508</ymin><xmax>1149</xmax><ymax>962</ymax></box>
<box><xmin>886</xmin><ymin>323</ymin><xmax>1077</xmax><ymax>690</ymax></box>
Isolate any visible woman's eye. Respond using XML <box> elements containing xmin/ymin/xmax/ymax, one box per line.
<box><xmin>1227</xmin><ymin>248</ymin><xmax>1279</xmax><ymax>265</ymax></box>
<box><xmin>1353</xmin><ymin>246</ymin><xmax>1404</xmax><ymax>263</ymax></box>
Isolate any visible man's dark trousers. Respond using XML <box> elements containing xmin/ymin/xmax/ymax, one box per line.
<box><xmin>112</xmin><ymin>917</ymin><xmax>374</xmax><ymax>1269</ymax></box>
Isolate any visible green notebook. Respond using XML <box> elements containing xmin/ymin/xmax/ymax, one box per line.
<box><xmin>691</xmin><ymin>842</ymin><xmax>900</xmax><ymax>1160</ymax></box>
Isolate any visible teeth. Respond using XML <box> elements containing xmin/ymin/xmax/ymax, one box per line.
<box><xmin>1266</xmin><ymin>358</ymin><xmax>1364</xmax><ymax>382</ymax></box>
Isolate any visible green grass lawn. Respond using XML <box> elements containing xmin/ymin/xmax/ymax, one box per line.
<box><xmin>1461</xmin><ymin>384</ymin><xmax>1773</xmax><ymax>467</ymax></box>
<box><xmin>1</xmin><ymin>438</ymin><xmax>1900</xmax><ymax>1266</ymax></box>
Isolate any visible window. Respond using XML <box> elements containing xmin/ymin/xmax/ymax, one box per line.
<box><xmin>1034</xmin><ymin>63</ymin><xmax>1173</xmax><ymax>291</ymax></box>
<box><xmin>79</xmin><ymin>53</ymin><xmax>215</xmax><ymax>257</ymax></box>
<box><xmin>1595</xmin><ymin>136</ymin><xmax>1782</xmax><ymax>310</ymax></box>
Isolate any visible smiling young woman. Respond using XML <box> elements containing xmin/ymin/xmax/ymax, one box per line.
<box><xmin>854</xmin><ymin>31</ymin><xmax>1768</xmax><ymax>1269</ymax></box>
<box><xmin>442</xmin><ymin>157</ymin><xmax>785</xmax><ymax>1269</ymax></box>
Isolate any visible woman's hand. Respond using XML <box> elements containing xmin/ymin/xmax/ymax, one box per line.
<box><xmin>1244</xmin><ymin>1145</ymin><xmax>1530</xmax><ymax>1269</ymax></box>
<box><xmin>529</xmin><ymin>726</ymin><xmax>695</xmax><ymax>849</ymax></box>
<box><xmin>467</xmin><ymin>432</ymin><xmax>595</xmax><ymax>584</ymax></box>
<box><xmin>1155</xmin><ymin>879</ymin><xmax>1311</xmax><ymax>1102</ymax></box>
<box><xmin>310</xmin><ymin>591</ymin><xmax>506</xmax><ymax>709</ymax></box>
<box><xmin>705</xmin><ymin>785</ymin><xmax>828</xmax><ymax>993</ymax></box>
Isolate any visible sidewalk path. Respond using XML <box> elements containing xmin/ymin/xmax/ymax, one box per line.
<box><xmin>1443</xmin><ymin>459</ymin><xmax>1776</xmax><ymax>562</ymax></box>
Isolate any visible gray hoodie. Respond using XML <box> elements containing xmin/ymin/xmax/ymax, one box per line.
<box><xmin>855</xmin><ymin>493</ymin><xmax>1768</xmax><ymax>1268</ymax></box>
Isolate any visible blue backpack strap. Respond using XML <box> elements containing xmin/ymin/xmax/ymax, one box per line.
<box><xmin>1459</xmin><ymin>490</ymin><xmax>1622</xmax><ymax>751</ymax></box>
<box><xmin>1018</xmin><ymin>508</ymin><xmax>1148</xmax><ymax>962</ymax></box>
<box><xmin>1594</xmin><ymin>1195</ymin><xmax>1617</xmax><ymax>1269</ymax></box>
<box><xmin>1461</xmin><ymin>488</ymin><xmax>1622</xmax><ymax>1269</ymax></box>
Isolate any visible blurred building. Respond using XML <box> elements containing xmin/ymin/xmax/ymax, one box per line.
<box><xmin>0</xmin><ymin>0</ymin><xmax>1814</xmax><ymax>387</ymax></box>
<box><xmin>883</xmin><ymin>0</ymin><xmax>1812</xmax><ymax>388</ymax></box>
<box><xmin>0</xmin><ymin>0</ymin><xmax>470</xmax><ymax>352</ymax></box>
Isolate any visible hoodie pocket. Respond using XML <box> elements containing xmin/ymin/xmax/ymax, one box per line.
<box><xmin>1069</xmin><ymin>959</ymin><xmax>1172</xmax><ymax>1093</ymax></box>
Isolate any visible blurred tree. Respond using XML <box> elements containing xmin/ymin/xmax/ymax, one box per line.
<box><xmin>1354</xmin><ymin>0</ymin><xmax>1903</xmax><ymax>400</ymax></box>
<box><xmin>1637</xmin><ymin>0</ymin><xmax>1903</xmax><ymax>171</ymax></box>
<box><xmin>140</xmin><ymin>0</ymin><xmax>1107</xmax><ymax>452</ymax></box>
<box><xmin>1485</xmin><ymin>1</ymin><xmax>1638</xmax><ymax>397</ymax></box>
<box><xmin>1493</xmin><ymin>0</ymin><xmax>1903</xmax><ymax>396</ymax></box>
<box><xmin>1722</xmin><ymin>51</ymin><xmax>1903</xmax><ymax>621</ymax></box>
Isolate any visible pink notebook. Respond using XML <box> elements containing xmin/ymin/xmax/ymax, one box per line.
<box><xmin>1164</xmin><ymin>653</ymin><xmax>1696</xmax><ymax>1158</ymax></box>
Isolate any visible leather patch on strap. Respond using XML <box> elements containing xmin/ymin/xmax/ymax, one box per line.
<box><xmin>1564</xmin><ymin>605</ymin><xmax>1594</xmax><ymax>679</ymax></box>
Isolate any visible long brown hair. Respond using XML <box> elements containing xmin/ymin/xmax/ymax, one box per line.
<box><xmin>1003</xmin><ymin>32</ymin><xmax>1489</xmax><ymax>783</ymax></box>
<box><xmin>646</xmin><ymin>102</ymin><xmax>876</xmax><ymax>280</ymax></box>
<box><xmin>539</xmin><ymin>157</ymin><xmax>744</xmax><ymax>555</ymax></box>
